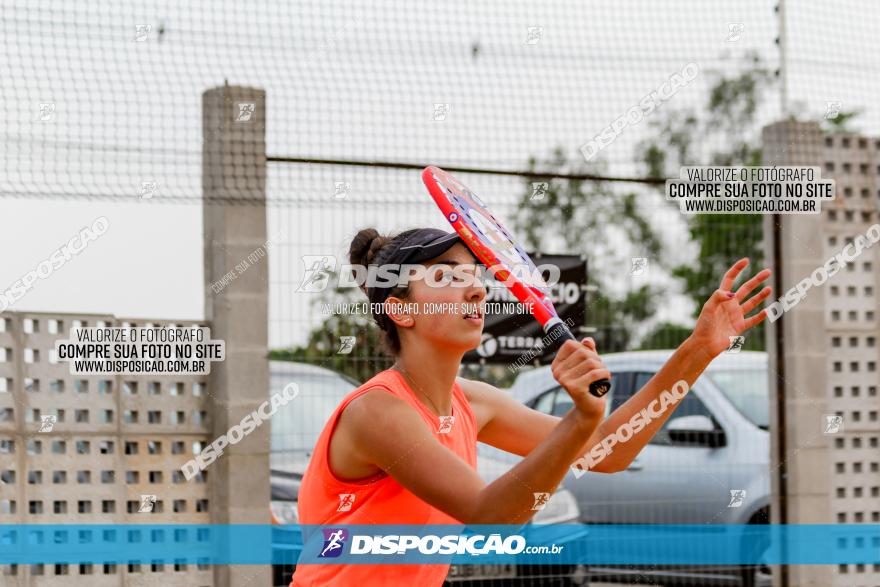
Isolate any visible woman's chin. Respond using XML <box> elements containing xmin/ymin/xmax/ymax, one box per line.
<box><xmin>464</xmin><ymin>331</ymin><xmax>484</xmax><ymax>351</ymax></box>
<box><xmin>426</xmin><ymin>330</ymin><xmax>483</xmax><ymax>353</ymax></box>
<box><xmin>441</xmin><ymin>332</ymin><xmax>484</xmax><ymax>354</ymax></box>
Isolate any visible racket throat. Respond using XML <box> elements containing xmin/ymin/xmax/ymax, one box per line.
<box><xmin>542</xmin><ymin>317</ymin><xmax>575</xmax><ymax>343</ymax></box>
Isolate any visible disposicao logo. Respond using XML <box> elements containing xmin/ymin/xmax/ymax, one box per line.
<box><xmin>319</xmin><ymin>528</ymin><xmax>349</xmax><ymax>558</ymax></box>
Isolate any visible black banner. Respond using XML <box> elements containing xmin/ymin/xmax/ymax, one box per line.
<box><xmin>462</xmin><ymin>254</ymin><xmax>588</xmax><ymax>365</ymax></box>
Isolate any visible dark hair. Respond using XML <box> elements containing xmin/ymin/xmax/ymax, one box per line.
<box><xmin>348</xmin><ymin>227</ymin><xmax>419</xmax><ymax>356</ymax></box>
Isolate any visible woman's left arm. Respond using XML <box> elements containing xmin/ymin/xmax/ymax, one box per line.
<box><xmin>474</xmin><ymin>257</ymin><xmax>772</xmax><ymax>474</ymax></box>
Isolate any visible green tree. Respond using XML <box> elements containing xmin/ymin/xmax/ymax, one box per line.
<box><xmin>269</xmin><ymin>267</ymin><xmax>392</xmax><ymax>383</ymax></box>
<box><xmin>636</xmin><ymin>54</ymin><xmax>775</xmax><ymax>351</ymax></box>
<box><xmin>512</xmin><ymin>148</ymin><xmax>666</xmax><ymax>353</ymax></box>
<box><xmin>823</xmin><ymin>109</ymin><xmax>862</xmax><ymax>133</ymax></box>
<box><xmin>637</xmin><ymin>322</ymin><xmax>692</xmax><ymax>351</ymax></box>
<box><xmin>275</xmin><ymin>57</ymin><xmax>784</xmax><ymax>379</ymax></box>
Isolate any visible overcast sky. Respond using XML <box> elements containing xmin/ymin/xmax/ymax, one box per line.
<box><xmin>2</xmin><ymin>0</ymin><xmax>878</xmax><ymax>348</ymax></box>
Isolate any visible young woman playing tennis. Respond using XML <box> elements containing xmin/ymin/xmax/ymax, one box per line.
<box><xmin>291</xmin><ymin>227</ymin><xmax>772</xmax><ymax>587</ymax></box>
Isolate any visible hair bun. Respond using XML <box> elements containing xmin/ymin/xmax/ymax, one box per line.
<box><xmin>348</xmin><ymin>228</ymin><xmax>390</xmax><ymax>268</ymax></box>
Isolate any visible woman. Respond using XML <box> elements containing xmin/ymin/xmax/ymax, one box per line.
<box><xmin>291</xmin><ymin>227</ymin><xmax>772</xmax><ymax>587</ymax></box>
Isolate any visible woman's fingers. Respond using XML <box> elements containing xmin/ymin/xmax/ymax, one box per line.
<box><xmin>709</xmin><ymin>288</ymin><xmax>736</xmax><ymax>307</ymax></box>
<box><xmin>552</xmin><ymin>337</ymin><xmax>609</xmax><ymax>405</ymax></box>
<box><xmin>719</xmin><ymin>258</ymin><xmax>750</xmax><ymax>292</ymax></box>
<box><xmin>555</xmin><ymin>354</ymin><xmax>604</xmax><ymax>385</ymax></box>
<box><xmin>742</xmin><ymin>309</ymin><xmax>768</xmax><ymax>330</ymax></box>
<box><xmin>556</xmin><ymin>340</ymin><xmax>600</xmax><ymax>370</ymax></box>
<box><xmin>741</xmin><ymin>285</ymin><xmax>772</xmax><ymax>314</ymax></box>
<box><xmin>735</xmin><ymin>268</ymin><xmax>772</xmax><ymax>302</ymax></box>
<box><xmin>571</xmin><ymin>369</ymin><xmax>612</xmax><ymax>393</ymax></box>
<box><xmin>564</xmin><ymin>358</ymin><xmax>606</xmax><ymax>380</ymax></box>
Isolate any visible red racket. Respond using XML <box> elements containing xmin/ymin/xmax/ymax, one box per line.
<box><xmin>422</xmin><ymin>166</ymin><xmax>610</xmax><ymax>398</ymax></box>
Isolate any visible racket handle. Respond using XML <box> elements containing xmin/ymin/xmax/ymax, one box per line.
<box><xmin>543</xmin><ymin>319</ymin><xmax>611</xmax><ymax>398</ymax></box>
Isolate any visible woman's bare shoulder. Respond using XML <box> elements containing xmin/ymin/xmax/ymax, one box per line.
<box><xmin>343</xmin><ymin>386</ymin><xmax>412</xmax><ymax>421</ymax></box>
<box><xmin>330</xmin><ymin>388</ymin><xmax>425</xmax><ymax>479</ymax></box>
<box><xmin>455</xmin><ymin>377</ymin><xmax>503</xmax><ymax>431</ymax></box>
<box><xmin>456</xmin><ymin>376</ymin><xmax>503</xmax><ymax>400</ymax></box>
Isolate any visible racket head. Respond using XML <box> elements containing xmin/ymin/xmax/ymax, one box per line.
<box><xmin>421</xmin><ymin>166</ymin><xmax>558</xmax><ymax>325</ymax></box>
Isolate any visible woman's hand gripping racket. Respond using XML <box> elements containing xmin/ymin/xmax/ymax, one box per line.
<box><xmin>422</xmin><ymin>166</ymin><xmax>611</xmax><ymax>398</ymax></box>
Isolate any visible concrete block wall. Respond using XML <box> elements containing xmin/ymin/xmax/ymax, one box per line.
<box><xmin>762</xmin><ymin>120</ymin><xmax>880</xmax><ymax>587</ymax></box>
<box><xmin>0</xmin><ymin>311</ymin><xmax>213</xmax><ymax>586</ymax></box>
<box><xmin>0</xmin><ymin>83</ymin><xmax>273</xmax><ymax>587</ymax></box>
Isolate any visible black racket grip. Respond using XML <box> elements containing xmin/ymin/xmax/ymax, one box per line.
<box><xmin>543</xmin><ymin>320</ymin><xmax>611</xmax><ymax>398</ymax></box>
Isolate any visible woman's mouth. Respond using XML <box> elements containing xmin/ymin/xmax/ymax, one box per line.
<box><xmin>463</xmin><ymin>308</ymin><xmax>484</xmax><ymax>325</ymax></box>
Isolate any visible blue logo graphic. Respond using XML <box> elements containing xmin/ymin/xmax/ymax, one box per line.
<box><xmin>319</xmin><ymin>528</ymin><xmax>349</xmax><ymax>558</ymax></box>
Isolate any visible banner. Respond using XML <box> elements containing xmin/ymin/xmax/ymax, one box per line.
<box><xmin>1</xmin><ymin>524</ymin><xmax>878</xmax><ymax>565</ymax></box>
<box><xmin>463</xmin><ymin>253</ymin><xmax>588</xmax><ymax>364</ymax></box>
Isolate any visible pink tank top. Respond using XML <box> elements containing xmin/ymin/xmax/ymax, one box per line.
<box><xmin>291</xmin><ymin>369</ymin><xmax>478</xmax><ymax>587</ymax></box>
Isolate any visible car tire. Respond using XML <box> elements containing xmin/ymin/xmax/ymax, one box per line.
<box><xmin>742</xmin><ymin>564</ymin><xmax>772</xmax><ymax>587</ymax></box>
<box><xmin>741</xmin><ymin>511</ymin><xmax>771</xmax><ymax>587</ymax></box>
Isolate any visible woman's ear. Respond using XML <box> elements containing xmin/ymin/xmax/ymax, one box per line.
<box><xmin>384</xmin><ymin>296</ymin><xmax>415</xmax><ymax>328</ymax></box>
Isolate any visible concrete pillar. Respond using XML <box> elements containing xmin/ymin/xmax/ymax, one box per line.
<box><xmin>761</xmin><ymin>120</ymin><xmax>832</xmax><ymax>587</ymax></box>
<box><xmin>202</xmin><ymin>84</ymin><xmax>270</xmax><ymax>587</ymax></box>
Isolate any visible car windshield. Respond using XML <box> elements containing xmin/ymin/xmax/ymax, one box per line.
<box><xmin>706</xmin><ymin>369</ymin><xmax>768</xmax><ymax>429</ymax></box>
<box><xmin>270</xmin><ymin>374</ymin><xmax>356</xmax><ymax>455</ymax></box>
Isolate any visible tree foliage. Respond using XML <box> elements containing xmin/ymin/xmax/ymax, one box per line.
<box><xmin>268</xmin><ymin>268</ymin><xmax>393</xmax><ymax>383</ymax></box>
<box><xmin>273</xmin><ymin>55</ymin><xmax>789</xmax><ymax>377</ymax></box>
<box><xmin>636</xmin><ymin>54</ymin><xmax>775</xmax><ymax>351</ymax></box>
<box><xmin>512</xmin><ymin>148</ymin><xmax>665</xmax><ymax>352</ymax></box>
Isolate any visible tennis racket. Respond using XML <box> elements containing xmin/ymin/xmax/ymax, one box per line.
<box><xmin>422</xmin><ymin>166</ymin><xmax>610</xmax><ymax>398</ymax></box>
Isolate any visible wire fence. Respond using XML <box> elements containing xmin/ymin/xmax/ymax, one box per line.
<box><xmin>3</xmin><ymin>1</ymin><xmax>880</xmax><ymax>586</ymax></box>
<box><xmin>267</xmin><ymin>158</ymin><xmax>767</xmax><ymax>382</ymax></box>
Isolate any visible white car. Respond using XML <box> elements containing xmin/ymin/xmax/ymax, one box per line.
<box><xmin>494</xmin><ymin>350</ymin><xmax>772</xmax><ymax>587</ymax></box>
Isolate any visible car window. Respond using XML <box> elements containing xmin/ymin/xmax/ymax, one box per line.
<box><xmin>551</xmin><ymin>392</ymin><xmax>573</xmax><ymax>416</ymax></box>
<box><xmin>706</xmin><ymin>369</ymin><xmax>768</xmax><ymax>428</ymax></box>
<box><xmin>531</xmin><ymin>388</ymin><xmax>557</xmax><ymax>414</ymax></box>
<box><xmin>551</xmin><ymin>372</ymin><xmax>622</xmax><ymax>417</ymax></box>
<box><xmin>632</xmin><ymin>372</ymin><xmax>714</xmax><ymax>445</ymax></box>
<box><xmin>531</xmin><ymin>373</ymin><xmax>622</xmax><ymax>417</ymax></box>
<box><xmin>270</xmin><ymin>373</ymin><xmax>356</xmax><ymax>455</ymax></box>
<box><xmin>608</xmin><ymin>372</ymin><xmax>631</xmax><ymax>412</ymax></box>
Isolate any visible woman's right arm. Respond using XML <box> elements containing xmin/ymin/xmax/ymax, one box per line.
<box><xmin>345</xmin><ymin>340</ymin><xmax>607</xmax><ymax>525</ymax></box>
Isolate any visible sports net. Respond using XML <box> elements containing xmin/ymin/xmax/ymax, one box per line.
<box><xmin>2</xmin><ymin>1</ymin><xmax>879</xmax><ymax>585</ymax></box>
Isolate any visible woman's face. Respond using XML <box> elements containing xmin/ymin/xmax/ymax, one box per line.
<box><xmin>391</xmin><ymin>243</ymin><xmax>487</xmax><ymax>353</ymax></box>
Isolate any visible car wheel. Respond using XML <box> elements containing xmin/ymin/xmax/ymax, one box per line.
<box><xmin>742</xmin><ymin>563</ymin><xmax>772</xmax><ymax>587</ymax></box>
<box><xmin>741</xmin><ymin>534</ymin><xmax>771</xmax><ymax>587</ymax></box>
<box><xmin>566</xmin><ymin>564</ymin><xmax>590</xmax><ymax>586</ymax></box>
<box><xmin>741</xmin><ymin>508</ymin><xmax>771</xmax><ymax>587</ymax></box>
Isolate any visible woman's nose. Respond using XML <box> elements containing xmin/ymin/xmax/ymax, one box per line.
<box><xmin>467</xmin><ymin>280</ymin><xmax>487</xmax><ymax>303</ymax></box>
